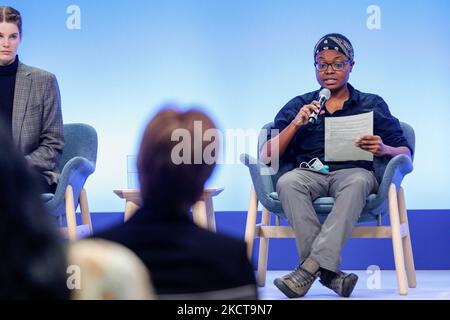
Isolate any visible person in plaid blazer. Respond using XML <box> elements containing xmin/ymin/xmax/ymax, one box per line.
<box><xmin>1</xmin><ymin>7</ymin><xmax>64</xmax><ymax>193</ymax></box>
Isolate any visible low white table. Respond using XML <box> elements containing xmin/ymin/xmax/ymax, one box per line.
<box><xmin>113</xmin><ymin>187</ymin><xmax>224</xmax><ymax>232</ymax></box>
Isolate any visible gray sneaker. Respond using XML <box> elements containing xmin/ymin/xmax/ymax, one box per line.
<box><xmin>274</xmin><ymin>258</ymin><xmax>320</xmax><ymax>298</ymax></box>
<box><xmin>319</xmin><ymin>270</ymin><xmax>358</xmax><ymax>297</ymax></box>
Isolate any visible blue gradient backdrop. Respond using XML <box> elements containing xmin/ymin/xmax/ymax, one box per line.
<box><xmin>5</xmin><ymin>0</ymin><xmax>450</xmax><ymax>212</ymax></box>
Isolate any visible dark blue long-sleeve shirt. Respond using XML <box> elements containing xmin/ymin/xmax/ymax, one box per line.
<box><xmin>271</xmin><ymin>83</ymin><xmax>412</xmax><ymax>172</ymax></box>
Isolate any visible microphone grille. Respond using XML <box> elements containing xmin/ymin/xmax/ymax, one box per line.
<box><xmin>320</xmin><ymin>88</ymin><xmax>331</xmax><ymax>100</ymax></box>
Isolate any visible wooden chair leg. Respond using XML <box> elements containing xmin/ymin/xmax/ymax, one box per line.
<box><xmin>65</xmin><ymin>185</ymin><xmax>78</xmax><ymax>241</ymax></box>
<box><xmin>245</xmin><ymin>186</ymin><xmax>258</xmax><ymax>259</ymax></box>
<box><xmin>204</xmin><ymin>197</ymin><xmax>216</xmax><ymax>232</ymax></box>
<box><xmin>124</xmin><ymin>201</ymin><xmax>140</xmax><ymax>222</ymax></box>
<box><xmin>57</xmin><ymin>215</ymin><xmax>63</xmax><ymax>227</ymax></box>
<box><xmin>192</xmin><ymin>200</ymin><xmax>208</xmax><ymax>230</ymax></box>
<box><xmin>79</xmin><ymin>188</ymin><xmax>93</xmax><ymax>236</ymax></box>
<box><xmin>275</xmin><ymin>216</ymin><xmax>281</xmax><ymax>226</ymax></box>
<box><xmin>257</xmin><ymin>208</ymin><xmax>271</xmax><ymax>287</ymax></box>
<box><xmin>388</xmin><ymin>184</ymin><xmax>408</xmax><ymax>295</ymax></box>
<box><xmin>398</xmin><ymin>187</ymin><xmax>417</xmax><ymax>288</ymax></box>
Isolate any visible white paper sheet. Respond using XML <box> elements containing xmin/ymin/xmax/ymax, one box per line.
<box><xmin>325</xmin><ymin>111</ymin><xmax>374</xmax><ymax>162</ymax></box>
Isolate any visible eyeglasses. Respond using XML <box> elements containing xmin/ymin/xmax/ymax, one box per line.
<box><xmin>314</xmin><ymin>61</ymin><xmax>350</xmax><ymax>72</ymax></box>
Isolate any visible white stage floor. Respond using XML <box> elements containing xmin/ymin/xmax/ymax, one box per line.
<box><xmin>259</xmin><ymin>270</ymin><xmax>450</xmax><ymax>300</ymax></box>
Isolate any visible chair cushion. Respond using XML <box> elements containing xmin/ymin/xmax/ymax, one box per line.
<box><xmin>268</xmin><ymin>192</ymin><xmax>280</xmax><ymax>201</ymax></box>
<box><xmin>269</xmin><ymin>192</ymin><xmax>380</xmax><ymax>222</ymax></box>
<box><xmin>41</xmin><ymin>193</ymin><xmax>55</xmax><ymax>203</ymax></box>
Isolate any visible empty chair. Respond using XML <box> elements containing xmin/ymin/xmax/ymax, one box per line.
<box><xmin>43</xmin><ymin>123</ymin><xmax>98</xmax><ymax>241</ymax></box>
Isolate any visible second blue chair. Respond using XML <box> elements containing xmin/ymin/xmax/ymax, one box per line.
<box><xmin>43</xmin><ymin>123</ymin><xmax>98</xmax><ymax>241</ymax></box>
<box><xmin>240</xmin><ymin>121</ymin><xmax>416</xmax><ymax>295</ymax></box>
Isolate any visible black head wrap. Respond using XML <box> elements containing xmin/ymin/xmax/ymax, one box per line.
<box><xmin>314</xmin><ymin>33</ymin><xmax>354</xmax><ymax>62</ymax></box>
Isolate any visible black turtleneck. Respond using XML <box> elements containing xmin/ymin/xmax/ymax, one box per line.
<box><xmin>0</xmin><ymin>55</ymin><xmax>19</xmax><ymax>136</ymax></box>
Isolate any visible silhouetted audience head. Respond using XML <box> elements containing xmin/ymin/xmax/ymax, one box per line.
<box><xmin>0</xmin><ymin>120</ymin><xmax>69</xmax><ymax>300</ymax></box>
<box><xmin>68</xmin><ymin>239</ymin><xmax>155</xmax><ymax>300</ymax></box>
<box><xmin>137</xmin><ymin>107</ymin><xmax>219</xmax><ymax>212</ymax></box>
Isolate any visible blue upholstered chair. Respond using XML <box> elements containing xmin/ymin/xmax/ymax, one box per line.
<box><xmin>240</xmin><ymin>122</ymin><xmax>416</xmax><ymax>295</ymax></box>
<box><xmin>43</xmin><ymin>123</ymin><xmax>98</xmax><ymax>241</ymax></box>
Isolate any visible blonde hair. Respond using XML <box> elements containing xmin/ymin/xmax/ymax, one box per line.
<box><xmin>68</xmin><ymin>239</ymin><xmax>155</xmax><ymax>300</ymax></box>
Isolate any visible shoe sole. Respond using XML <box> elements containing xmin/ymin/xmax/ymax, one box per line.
<box><xmin>273</xmin><ymin>278</ymin><xmax>304</xmax><ymax>299</ymax></box>
<box><xmin>341</xmin><ymin>274</ymin><xmax>359</xmax><ymax>297</ymax></box>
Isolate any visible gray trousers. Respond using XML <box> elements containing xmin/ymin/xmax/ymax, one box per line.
<box><xmin>276</xmin><ymin>167</ymin><xmax>378</xmax><ymax>272</ymax></box>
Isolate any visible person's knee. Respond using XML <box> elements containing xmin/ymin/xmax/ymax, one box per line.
<box><xmin>345</xmin><ymin>172</ymin><xmax>375</xmax><ymax>193</ymax></box>
<box><xmin>276</xmin><ymin>173</ymin><xmax>291</xmax><ymax>193</ymax></box>
<box><xmin>276</xmin><ymin>172</ymin><xmax>308</xmax><ymax>195</ymax></box>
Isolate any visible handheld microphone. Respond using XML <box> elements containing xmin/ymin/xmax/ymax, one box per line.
<box><xmin>308</xmin><ymin>88</ymin><xmax>331</xmax><ymax>124</ymax></box>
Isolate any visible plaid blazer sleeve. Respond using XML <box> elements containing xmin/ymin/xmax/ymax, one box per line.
<box><xmin>23</xmin><ymin>71</ymin><xmax>64</xmax><ymax>182</ymax></box>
